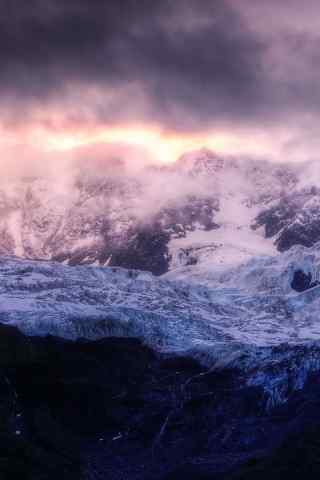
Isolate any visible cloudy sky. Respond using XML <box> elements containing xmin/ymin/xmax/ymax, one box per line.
<box><xmin>0</xmin><ymin>0</ymin><xmax>319</xmax><ymax>166</ymax></box>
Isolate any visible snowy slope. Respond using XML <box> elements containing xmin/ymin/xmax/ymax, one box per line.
<box><xmin>0</xmin><ymin>149</ymin><xmax>318</xmax><ymax>276</ymax></box>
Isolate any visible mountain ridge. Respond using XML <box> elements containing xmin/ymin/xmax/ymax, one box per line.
<box><xmin>0</xmin><ymin>149</ymin><xmax>317</xmax><ymax>275</ymax></box>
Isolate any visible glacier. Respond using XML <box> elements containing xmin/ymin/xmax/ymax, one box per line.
<box><xmin>2</xmin><ymin>242</ymin><xmax>320</xmax><ymax>407</ymax></box>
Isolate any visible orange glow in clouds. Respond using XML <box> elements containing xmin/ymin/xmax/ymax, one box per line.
<box><xmin>0</xmin><ymin>122</ymin><xmax>282</xmax><ymax>165</ymax></box>
<box><xmin>42</xmin><ymin>126</ymin><xmax>218</xmax><ymax>163</ymax></box>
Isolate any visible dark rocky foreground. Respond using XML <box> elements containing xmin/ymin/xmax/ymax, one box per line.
<box><xmin>0</xmin><ymin>324</ymin><xmax>320</xmax><ymax>479</ymax></box>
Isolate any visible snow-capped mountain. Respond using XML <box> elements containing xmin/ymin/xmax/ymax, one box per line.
<box><xmin>1</xmin><ymin>151</ymin><xmax>320</xmax><ymax>477</ymax></box>
<box><xmin>0</xmin><ymin>148</ymin><xmax>317</xmax><ymax>275</ymax></box>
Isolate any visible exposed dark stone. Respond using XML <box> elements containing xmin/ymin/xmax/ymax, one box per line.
<box><xmin>291</xmin><ymin>269</ymin><xmax>320</xmax><ymax>292</ymax></box>
<box><xmin>253</xmin><ymin>198</ymin><xmax>298</xmax><ymax>239</ymax></box>
<box><xmin>0</xmin><ymin>324</ymin><xmax>320</xmax><ymax>479</ymax></box>
<box><xmin>277</xmin><ymin>220</ymin><xmax>320</xmax><ymax>251</ymax></box>
<box><xmin>253</xmin><ymin>187</ymin><xmax>320</xmax><ymax>252</ymax></box>
<box><xmin>53</xmin><ymin>195</ymin><xmax>219</xmax><ymax>275</ymax></box>
<box><xmin>107</xmin><ymin>224</ymin><xmax>171</xmax><ymax>275</ymax></box>
<box><xmin>53</xmin><ymin>222</ymin><xmax>171</xmax><ymax>275</ymax></box>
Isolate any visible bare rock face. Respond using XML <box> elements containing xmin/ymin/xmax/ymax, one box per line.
<box><xmin>1</xmin><ymin>324</ymin><xmax>320</xmax><ymax>479</ymax></box>
<box><xmin>254</xmin><ymin>187</ymin><xmax>320</xmax><ymax>252</ymax></box>
<box><xmin>291</xmin><ymin>268</ymin><xmax>320</xmax><ymax>292</ymax></box>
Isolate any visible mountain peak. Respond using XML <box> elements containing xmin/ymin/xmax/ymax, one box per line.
<box><xmin>176</xmin><ymin>148</ymin><xmax>225</xmax><ymax>176</ymax></box>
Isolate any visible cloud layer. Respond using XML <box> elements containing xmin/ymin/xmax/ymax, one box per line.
<box><xmin>0</xmin><ymin>1</ymin><xmax>319</xmax><ymax>160</ymax></box>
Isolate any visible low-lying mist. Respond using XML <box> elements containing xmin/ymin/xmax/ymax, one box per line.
<box><xmin>0</xmin><ymin>141</ymin><xmax>220</xmax><ymax>223</ymax></box>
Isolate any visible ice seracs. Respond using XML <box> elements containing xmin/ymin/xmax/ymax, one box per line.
<box><xmin>2</xmin><ymin>241</ymin><xmax>320</xmax><ymax>405</ymax></box>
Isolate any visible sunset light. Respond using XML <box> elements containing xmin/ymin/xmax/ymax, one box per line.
<box><xmin>1</xmin><ymin>2</ymin><xmax>320</xmax><ymax>478</ymax></box>
<box><xmin>0</xmin><ymin>121</ymin><xmax>285</xmax><ymax>166</ymax></box>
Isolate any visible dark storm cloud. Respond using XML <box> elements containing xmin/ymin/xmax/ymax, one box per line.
<box><xmin>0</xmin><ymin>0</ymin><xmax>319</xmax><ymax>133</ymax></box>
<box><xmin>0</xmin><ymin>0</ymin><xmax>267</xmax><ymax>129</ymax></box>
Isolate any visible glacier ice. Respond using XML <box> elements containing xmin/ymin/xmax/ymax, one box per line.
<box><xmin>2</xmin><ymin>244</ymin><xmax>320</xmax><ymax>405</ymax></box>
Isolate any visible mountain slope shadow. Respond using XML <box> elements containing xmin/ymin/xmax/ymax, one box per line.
<box><xmin>0</xmin><ymin>324</ymin><xmax>320</xmax><ymax>479</ymax></box>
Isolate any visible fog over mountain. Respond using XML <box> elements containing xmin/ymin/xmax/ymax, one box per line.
<box><xmin>0</xmin><ymin>147</ymin><xmax>318</xmax><ymax>276</ymax></box>
<box><xmin>2</xmin><ymin>1</ymin><xmax>320</xmax><ymax>479</ymax></box>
